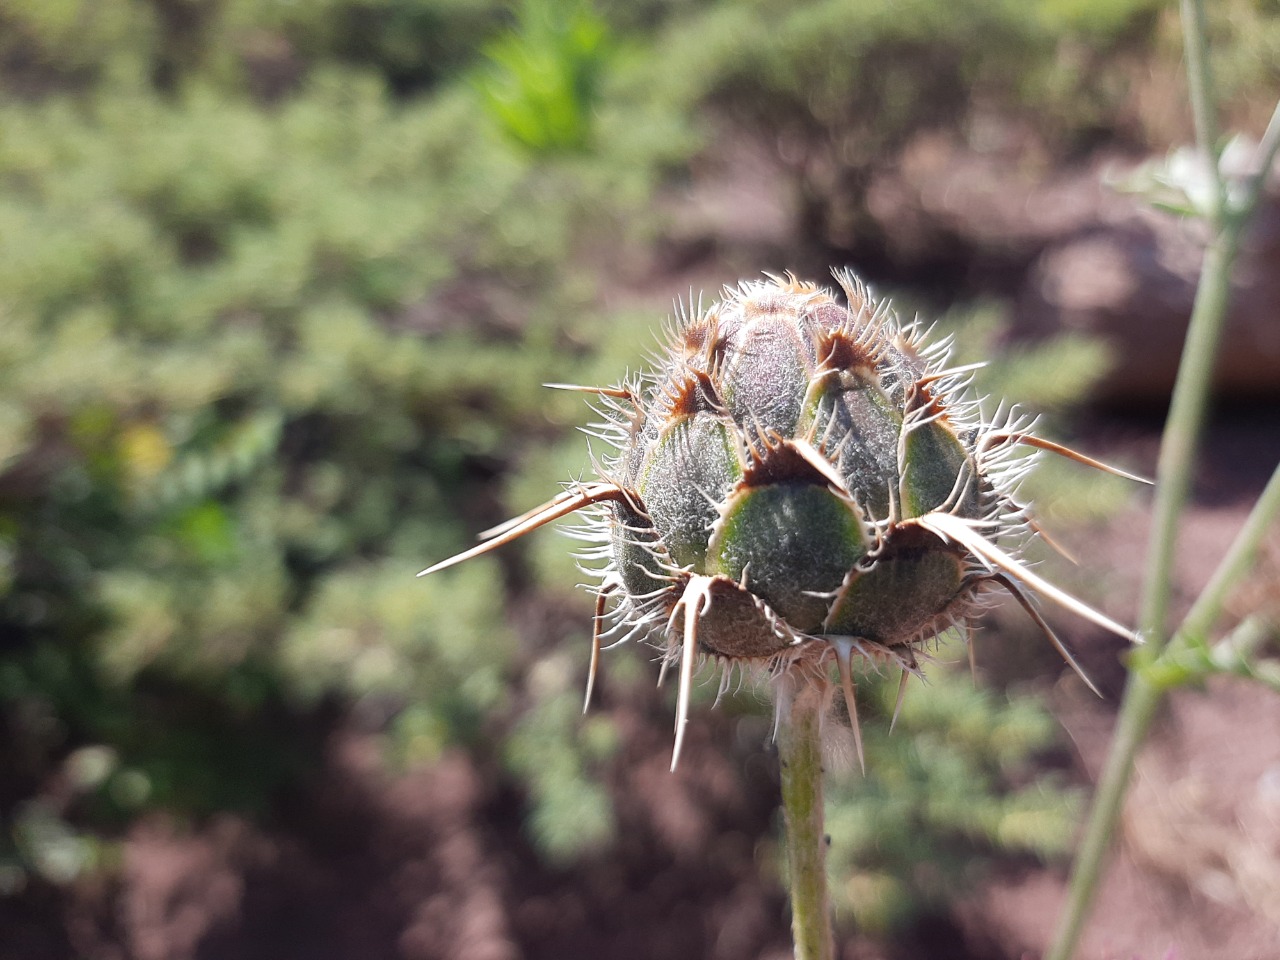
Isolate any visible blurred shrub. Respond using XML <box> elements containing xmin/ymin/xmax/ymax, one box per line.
<box><xmin>0</xmin><ymin>0</ymin><xmax>510</xmax><ymax>95</ymax></box>
<box><xmin>824</xmin><ymin>651</ymin><xmax>1080</xmax><ymax>934</ymax></box>
<box><xmin>477</xmin><ymin>0</ymin><xmax>613</xmax><ymax>153</ymax></box>
<box><xmin>628</xmin><ymin>0</ymin><xmax>1280</xmax><ymax>262</ymax></box>
<box><xmin>0</xmin><ymin>0</ymin><xmax>689</xmax><ymax>889</ymax></box>
<box><xmin>635</xmin><ymin>0</ymin><xmax>1158</xmax><ymax>148</ymax></box>
<box><xmin>503</xmin><ymin>650</ymin><xmax>619</xmax><ymax>861</ymax></box>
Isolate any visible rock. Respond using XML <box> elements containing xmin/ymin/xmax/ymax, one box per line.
<box><xmin>1019</xmin><ymin>185</ymin><xmax>1280</xmax><ymax>407</ymax></box>
<box><xmin>851</xmin><ymin>131</ymin><xmax>1280</xmax><ymax>407</ymax></box>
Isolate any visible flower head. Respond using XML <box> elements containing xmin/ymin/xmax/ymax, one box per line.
<box><xmin>421</xmin><ymin>271</ymin><xmax>1144</xmax><ymax>768</ymax></box>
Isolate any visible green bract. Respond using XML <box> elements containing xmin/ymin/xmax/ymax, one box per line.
<box><xmin>423</xmin><ymin>272</ymin><xmax>1142</xmax><ymax>768</ymax></box>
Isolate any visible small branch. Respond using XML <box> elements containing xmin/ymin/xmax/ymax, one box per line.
<box><xmin>1140</xmin><ymin>616</ymin><xmax>1277</xmax><ymax>690</ymax></box>
<box><xmin>1052</xmin><ymin>230</ymin><xmax>1239</xmax><ymax>960</ymax></box>
<box><xmin>1048</xmin><ymin>6</ymin><xmax>1273</xmax><ymax>957</ymax></box>
<box><xmin>1175</xmin><ymin>460</ymin><xmax>1280</xmax><ymax>648</ymax></box>
<box><xmin>777</xmin><ymin>671</ymin><xmax>836</xmax><ymax>960</ymax></box>
<box><xmin>1180</xmin><ymin>0</ymin><xmax>1225</xmax><ymax>224</ymax></box>
<box><xmin>1137</xmin><ymin>228</ymin><xmax>1240</xmax><ymax>647</ymax></box>
<box><xmin>1210</xmin><ymin>615</ymin><xmax>1276</xmax><ymax>677</ymax></box>
<box><xmin>1241</xmin><ymin>98</ymin><xmax>1280</xmax><ymax>215</ymax></box>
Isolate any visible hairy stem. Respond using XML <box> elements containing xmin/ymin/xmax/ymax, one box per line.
<box><xmin>778</xmin><ymin>673</ymin><xmax>835</xmax><ymax>960</ymax></box>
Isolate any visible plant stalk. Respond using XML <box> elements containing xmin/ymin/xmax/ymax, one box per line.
<box><xmin>1138</xmin><ymin>227</ymin><xmax>1240</xmax><ymax>647</ymax></box>
<box><xmin>1180</xmin><ymin>0</ymin><xmax>1223</xmax><ymax>218</ymax></box>
<box><xmin>1046</xmin><ymin>204</ymin><xmax>1242</xmax><ymax>960</ymax></box>
<box><xmin>1046</xmin><ymin>1</ymin><xmax>1279</xmax><ymax>951</ymax></box>
<box><xmin>778</xmin><ymin>674</ymin><xmax>835</xmax><ymax>960</ymax></box>
<box><xmin>1174</xmin><ymin>461</ymin><xmax>1280</xmax><ymax>649</ymax></box>
<box><xmin>1052</xmin><ymin>460</ymin><xmax>1280</xmax><ymax>958</ymax></box>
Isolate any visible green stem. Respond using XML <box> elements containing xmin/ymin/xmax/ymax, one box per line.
<box><xmin>1138</xmin><ymin>225</ymin><xmax>1240</xmax><ymax>648</ymax></box>
<box><xmin>1046</xmin><ymin>670</ymin><xmax>1163</xmax><ymax>960</ymax></box>
<box><xmin>778</xmin><ymin>674</ymin><xmax>835</xmax><ymax>960</ymax></box>
<box><xmin>1180</xmin><ymin>0</ymin><xmax>1224</xmax><ymax>222</ymax></box>
<box><xmin>1174</xmin><ymin>461</ymin><xmax>1280</xmax><ymax>649</ymax></box>
<box><xmin>1046</xmin><ymin>209</ymin><xmax>1241</xmax><ymax>960</ymax></box>
<box><xmin>1047</xmin><ymin>4</ymin><xmax>1262</xmax><ymax>953</ymax></box>
<box><xmin>1050</xmin><ymin>455</ymin><xmax>1278</xmax><ymax>960</ymax></box>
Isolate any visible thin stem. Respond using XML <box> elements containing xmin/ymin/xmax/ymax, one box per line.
<box><xmin>777</xmin><ymin>672</ymin><xmax>835</xmax><ymax>960</ymax></box>
<box><xmin>1046</xmin><ymin>671</ymin><xmax>1163</xmax><ymax>960</ymax></box>
<box><xmin>1242</xmin><ymin>98</ymin><xmax>1280</xmax><ymax>213</ymax></box>
<box><xmin>1180</xmin><ymin>0</ymin><xmax>1225</xmax><ymax>224</ymax></box>
<box><xmin>1054</xmin><ymin>464</ymin><xmax>1278</xmax><ymax>937</ymax></box>
<box><xmin>1051</xmin><ymin>464</ymin><xmax>1279</xmax><ymax>959</ymax></box>
<box><xmin>1141</xmin><ymin>615</ymin><xmax>1276</xmax><ymax>690</ymax></box>
<box><xmin>1175</xmin><ymin>461</ymin><xmax>1280</xmax><ymax>648</ymax></box>
<box><xmin>1048</xmin><ymin>4</ymin><xmax>1265</xmax><ymax>955</ymax></box>
<box><xmin>1138</xmin><ymin>226</ymin><xmax>1240</xmax><ymax>648</ymax></box>
<box><xmin>1048</xmin><ymin>219</ymin><xmax>1240</xmax><ymax>960</ymax></box>
<box><xmin>1133</xmin><ymin>2</ymin><xmax>1238</xmax><ymax>647</ymax></box>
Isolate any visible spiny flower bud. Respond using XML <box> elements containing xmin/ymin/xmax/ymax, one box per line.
<box><xmin>421</xmin><ymin>271</ymin><xmax>1144</xmax><ymax>769</ymax></box>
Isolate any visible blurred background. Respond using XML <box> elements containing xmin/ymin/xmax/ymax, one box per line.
<box><xmin>1</xmin><ymin>0</ymin><xmax>1278</xmax><ymax>957</ymax></box>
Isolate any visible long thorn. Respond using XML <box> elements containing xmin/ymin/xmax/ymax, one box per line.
<box><xmin>919</xmin><ymin>512</ymin><xmax>1140</xmax><ymax>643</ymax></box>
<box><xmin>672</xmin><ymin>577</ymin><xmax>713</xmax><ymax>771</ymax></box>
<box><xmin>966</xmin><ymin>623</ymin><xmax>978</xmax><ymax>683</ymax></box>
<box><xmin>834</xmin><ymin>639</ymin><xmax>866</xmax><ymax>774</ymax></box>
<box><xmin>419</xmin><ymin>483</ymin><xmax>631</xmax><ymax>576</ymax></box>
<box><xmin>657</xmin><ymin>635</ymin><xmax>672</xmax><ymax>689</ymax></box>
<box><xmin>542</xmin><ymin>382</ymin><xmax>634</xmax><ymax>400</ymax></box>
<box><xmin>990</xmin><ymin>573</ymin><xmax>1103</xmax><ymax>697</ymax></box>
<box><xmin>1027</xmin><ymin>515</ymin><xmax>1080</xmax><ymax>565</ymax></box>
<box><xmin>984</xmin><ymin>433</ymin><xmax>1152</xmax><ymax>485</ymax></box>
<box><xmin>584</xmin><ymin>587</ymin><xmax>610</xmax><ymax>714</ymax></box>
<box><xmin>478</xmin><ymin>481</ymin><xmax>629</xmax><ymax>540</ymax></box>
<box><xmin>890</xmin><ymin>668</ymin><xmax>910</xmax><ymax>733</ymax></box>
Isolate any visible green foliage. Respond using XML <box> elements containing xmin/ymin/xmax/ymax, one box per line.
<box><xmin>825</xmin><ymin>652</ymin><xmax>1081</xmax><ymax>934</ymax></box>
<box><xmin>503</xmin><ymin>653</ymin><xmax>619</xmax><ymax>861</ymax></box>
<box><xmin>282</xmin><ymin>558</ymin><xmax>514</xmax><ymax>753</ymax></box>
<box><xmin>636</xmin><ymin>0</ymin><xmax>1149</xmax><ymax>149</ymax></box>
<box><xmin>0</xmin><ymin>0</ymin><xmax>684</xmax><ymax>891</ymax></box>
<box><xmin>477</xmin><ymin>0</ymin><xmax>614</xmax><ymax>153</ymax></box>
<box><xmin>936</xmin><ymin>301</ymin><xmax>1115</xmax><ymax>415</ymax></box>
<box><xmin>0</xmin><ymin>0</ymin><xmax>510</xmax><ymax>94</ymax></box>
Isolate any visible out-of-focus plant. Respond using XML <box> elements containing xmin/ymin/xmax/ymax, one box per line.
<box><xmin>1046</xmin><ymin>2</ymin><xmax>1280</xmax><ymax>958</ymax></box>
<box><xmin>0</xmin><ymin>0</ymin><xmax>511</xmax><ymax>95</ymax></box>
<box><xmin>503</xmin><ymin>654</ymin><xmax>619</xmax><ymax>861</ymax></box>
<box><xmin>825</xmin><ymin>654</ymin><xmax>1080</xmax><ymax>934</ymax></box>
<box><xmin>477</xmin><ymin>0</ymin><xmax>613</xmax><ymax>153</ymax></box>
<box><xmin>0</xmin><ymin>0</ymin><xmax>684</xmax><ymax>892</ymax></box>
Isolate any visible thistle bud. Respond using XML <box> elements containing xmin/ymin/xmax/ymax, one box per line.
<box><xmin>421</xmin><ymin>271</ymin><xmax>1144</xmax><ymax>768</ymax></box>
